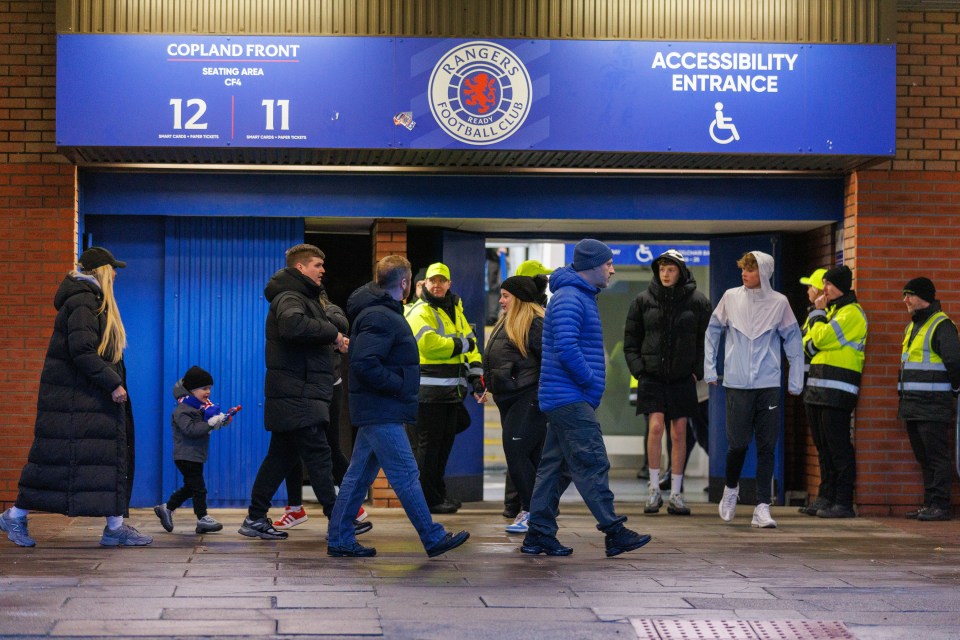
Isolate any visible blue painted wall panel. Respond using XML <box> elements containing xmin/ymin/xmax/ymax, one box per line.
<box><xmin>162</xmin><ymin>217</ymin><xmax>303</xmax><ymax>507</ymax></box>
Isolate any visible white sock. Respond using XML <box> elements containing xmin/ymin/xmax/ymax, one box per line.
<box><xmin>649</xmin><ymin>469</ymin><xmax>660</xmax><ymax>490</ymax></box>
<box><xmin>105</xmin><ymin>516</ymin><xmax>123</xmax><ymax>530</ymax></box>
<box><xmin>9</xmin><ymin>506</ymin><xmax>28</xmax><ymax>519</ymax></box>
<box><xmin>671</xmin><ymin>474</ymin><xmax>683</xmax><ymax>496</ymax></box>
<box><xmin>288</xmin><ymin>505</ymin><xmax>302</xmax><ymax>512</ymax></box>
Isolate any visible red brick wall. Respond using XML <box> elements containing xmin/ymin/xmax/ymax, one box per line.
<box><xmin>0</xmin><ymin>4</ymin><xmax>77</xmax><ymax>507</ymax></box>
<box><xmin>369</xmin><ymin>218</ymin><xmax>408</xmax><ymax>507</ymax></box>
<box><xmin>849</xmin><ymin>10</ymin><xmax>960</xmax><ymax>515</ymax></box>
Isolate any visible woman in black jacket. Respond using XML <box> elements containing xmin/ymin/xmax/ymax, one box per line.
<box><xmin>483</xmin><ymin>276</ymin><xmax>549</xmax><ymax>534</ymax></box>
<box><xmin>0</xmin><ymin>247</ymin><xmax>152</xmax><ymax>548</ymax></box>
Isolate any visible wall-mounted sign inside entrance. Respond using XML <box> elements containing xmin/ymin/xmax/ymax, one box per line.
<box><xmin>57</xmin><ymin>35</ymin><xmax>894</xmax><ymax>156</ymax></box>
<box><xmin>564</xmin><ymin>243</ymin><xmax>710</xmax><ymax>267</ymax></box>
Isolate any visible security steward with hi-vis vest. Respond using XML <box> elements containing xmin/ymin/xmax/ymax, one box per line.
<box><xmin>899</xmin><ymin>277</ymin><xmax>960</xmax><ymax>522</ymax></box>
<box><xmin>405</xmin><ymin>262</ymin><xmax>485</xmax><ymax>514</ymax></box>
<box><xmin>802</xmin><ymin>265</ymin><xmax>867</xmax><ymax>519</ymax></box>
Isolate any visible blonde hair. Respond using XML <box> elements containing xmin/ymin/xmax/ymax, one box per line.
<box><xmin>736</xmin><ymin>252</ymin><xmax>758</xmax><ymax>270</ymax></box>
<box><xmin>90</xmin><ymin>265</ymin><xmax>127</xmax><ymax>363</ymax></box>
<box><xmin>493</xmin><ymin>297</ymin><xmax>544</xmax><ymax>359</ymax></box>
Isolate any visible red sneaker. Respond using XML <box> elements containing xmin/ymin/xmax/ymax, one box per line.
<box><xmin>355</xmin><ymin>506</ymin><xmax>368</xmax><ymax>522</ymax></box>
<box><xmin>273</xmin><ymin>506</ymin><xmax>308</xmax><ymax>530</ymax></box>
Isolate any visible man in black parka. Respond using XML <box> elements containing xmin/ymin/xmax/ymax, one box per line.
<box><xmin>623</xmin><ymin>249</ymin><xmax>712</xmax><ymax>516</ymax></box>
<box><xmin>239</xmin><ymin>244</ymin><xmax>371</xmax><ymax>540</ymax></box>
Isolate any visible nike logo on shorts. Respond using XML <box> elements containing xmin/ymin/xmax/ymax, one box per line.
<box><xmin>768</xmin><ymin>405</ymin><xmax>779</xmax><ymax>410</ymax></box>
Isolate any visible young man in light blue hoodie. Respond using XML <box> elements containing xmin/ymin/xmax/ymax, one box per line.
<box><xmin>704</xmin><ymin>250</ymin><xmax>803</xmax><ymax>529</ymax></box>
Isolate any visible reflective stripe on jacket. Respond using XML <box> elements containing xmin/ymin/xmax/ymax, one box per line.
<box><xmin>803</xmin><ymin>296</ymin><xmax>867</xmax><ymax>410</ymax></box>
<box><xmin>406</xmin><ymin>298</ymin><xmax>482</xmax><ymax>403</ymax></box>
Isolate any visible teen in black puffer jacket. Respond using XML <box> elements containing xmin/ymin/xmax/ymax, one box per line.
<box><xmin>623</xmin><ymin>256</ymin><xmax>712</xmax><ymax>387</ymax></box>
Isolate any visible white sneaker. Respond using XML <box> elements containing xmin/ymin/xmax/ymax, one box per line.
<box><xmin>644</xmin><ymin>486</ymin><xmax>663</xmax><ymax>514</ymax></box>
<box><xmin>751</xmin><ymin>503</ymin><xmax>777</xmax><ymax>529</ymax></box>
<box><xmin>719</xmin><ymin>485</ymin><xmax>739</xmax><ymax>522</ymax></box>
<box><xmin>505</xmin><ymin>510</ymin><xmax>529</xmax><ymax>534</ymax></box>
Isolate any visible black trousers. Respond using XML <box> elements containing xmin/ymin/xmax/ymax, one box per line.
<box><xmin>248</xmin><ymin>424</ymin><xmax>337</xmax><ymax>520</ymax></box>
<box><xmin>725</xmin><ymin>388</ymin><xmax>780</xmax><ymax>504</ymax></box>
<box><xmin>413</xmin><ymin>402</ymin><xmax>459</xmax><ymax>507</ymax></box>
<box><xmin>905</xmin><ymin>420</ymin><xmax>952</xmax><ymax>509</ymax></box>
<box><xmin>498</xmin><ymin>388</ymin><xmax>548</xmax><ymax>512</ymax></box>
<box><xmin>166</xmin><ymin>459</ymin><xmax>208</xmax><ymax>518</ymax></box>
<box><xmin>285</xmin><ymin>384</ymin><xmax>350</xmax><ymax>505</ymax></box>
<box><xmin>806</xmin><ymin>404</ymin><xmax>856</xmax><ymax>507</ymax></box>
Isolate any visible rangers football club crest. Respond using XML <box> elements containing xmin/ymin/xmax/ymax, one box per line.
<box><xmin>428</xmin><ymin>41</ymin><xmax>532</xmax><ymax>145</ymax></box>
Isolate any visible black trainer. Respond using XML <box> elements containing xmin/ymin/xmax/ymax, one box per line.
<box><xmin>918</xmin><ymin>506</ymin><xmax>951</xmax><ymax>521</ymax></box>
<box><xmin>905</xmin><ymin>505</ymin><xmax>927</xmax><ymax>519</ymax></box>
<box><xmin>354</xmin><ymin>519</ymin><xmax>373</xmax><ymax>536</ymax></box>
<box><xmin>238</xmin><ymin>516</ymin><xmax>288</xmax><ymax>540</ymax></box>
<box><xmin>520</xmin><ymin>531</ymin><xmax>573</xmax><ymax>556</ymax></box>
<box><xmin>429</xmin><ymin>501</ymin><xmax>459</xmax><ymax>514</ymax></box>
<box><xmin>605</xmin><ymin>526</ymin><xmax>652</xmax><ymax>557</ymax></box>
<box><xmin>328</xmin><ymin>541</ymin><xmax>377</xmax><ymax>557</ymax></box>
<box><xmin>799</xmin><ymin>497</ymin><xmax>831</xmax><ymax>516</ymax></box>
<box><xmin>816</xmin><ymin>504</ymin><xmax>856</xmax><ymax>519</ymax></box>
<box><xmin>426</xmin><ymin>530</ymin><xmax>470</xmax><ymax>557</ymax></box>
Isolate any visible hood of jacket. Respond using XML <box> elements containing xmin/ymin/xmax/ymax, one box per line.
<box><xmin>549</xmin><ymin>264</ymin><xmax>599</xmax><ymax>297</ymax></box>
<box><xmin>346</xmin><ymin>281</ymin><xmax>403</xmax><ymax>323</ymax></box>
<box><xmin>649</xmin><ymin>259</ymin><xmax>697</xmax><ymax>301</ymax></box>
<box><xmin>172</xmin><ymin>379</ymin><xmax>189</xmax><ymax>401</ymax></box>
<box><xmin>712</xmin><ymin>250</ymin><xmax>789</xmax><ymax>340</ymax></box>
<box><xmin>263</xmin><ymin>267</ymin><xmax>320</xmax><ymax>303</ymax></box>
<box><xmin>53</xmin><ymin>272</ymin><xmax>101</xmax><ymax>311</ymax></box>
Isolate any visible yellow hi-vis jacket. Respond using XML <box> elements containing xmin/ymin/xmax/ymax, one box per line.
<box><xmin>405</xmin><ymin>297</ymin><xmax>483</xmax><ymax>403</ymax></box>
<box><xmin>802</xmin><ymin>295</ymin><xmax>867</xmax><ymax>411</ymax></box>
<box><xmin>899</xmin><ymin>310</ymin><xmax>955</xmax><ymax>421</ymax></box>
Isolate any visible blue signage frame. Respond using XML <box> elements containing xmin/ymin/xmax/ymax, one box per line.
<box><xmin>57</xmin><ymin>35</ymin><xmax>895</xmax><ymax>156</ymax></box>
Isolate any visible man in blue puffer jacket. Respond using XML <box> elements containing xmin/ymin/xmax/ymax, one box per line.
<box><xmin>521</xmin><ymin>239</ymin><xmax>652</xmax><ymax>558</ymax></box>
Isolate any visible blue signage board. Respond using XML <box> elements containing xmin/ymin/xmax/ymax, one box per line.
<box><xmin>57</xmin><ymin>35</ymin><xmax>895</xmax><ymax>156</ymax></box>
<box><xmin>565</xmin><ymin>243</ymin><xmax>710</xmax><ymax>267</ymax></box>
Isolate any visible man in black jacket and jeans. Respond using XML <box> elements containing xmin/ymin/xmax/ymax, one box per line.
<box><xmin>239</xmin><ymin>244</ymin><xmax>372</xmax><ymax>540</ymax></box>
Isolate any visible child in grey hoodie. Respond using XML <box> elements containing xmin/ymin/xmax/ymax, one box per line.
<box><xmin>154</xmin><ymin>366</ymin><xmax>238</xmax><ymax>534</ymax></box>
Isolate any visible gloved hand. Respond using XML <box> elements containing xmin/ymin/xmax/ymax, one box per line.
<box><xmin>471</xmin><ymin>375</ymin><xmax>486</xmax><ymax>397</ymax></box>
<box><xmin>207</xmin><ymin>413</ymin><xmax>229</xmax><ymax>429</ymax></box>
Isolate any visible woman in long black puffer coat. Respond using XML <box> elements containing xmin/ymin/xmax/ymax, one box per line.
<box><xmin>0</xmin><ymin>247</ymin><xmax>152</xmax><ymax>548</ymax></box>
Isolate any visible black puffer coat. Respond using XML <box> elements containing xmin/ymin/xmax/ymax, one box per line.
<box><xmin>483</xmin><ymin>316</ymin><xmax>543</xmax><ymax>395</ymax></box>
<box><xmin>623</xmin><ymin>260</ymin><xmax>712</xmax><ymax>384</ymax></box>
<box><xmin>16</xmin><ymin>273</ymin><xmax>134</xmax><ymax>517</ymax></box>
<box><xmin>263</xmin><ymin>268</ymin><xmax>340</xmax><ymax>431</ymax></box>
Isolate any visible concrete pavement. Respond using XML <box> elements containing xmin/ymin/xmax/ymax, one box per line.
<box><xmin>1</xmin><ymin>501</ymin><xmax>959</xmax><ymax>639</ymax></box>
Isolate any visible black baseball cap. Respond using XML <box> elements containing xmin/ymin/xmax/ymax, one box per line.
<box><xmin>78</xmin><ymin>247</ymin><xmax>126</xmax><ymax>270</ymax></box>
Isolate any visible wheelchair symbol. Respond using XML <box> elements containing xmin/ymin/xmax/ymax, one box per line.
<box><xmin>635</xmin><ymin>244</ymin><xmax>654</xmax><ymax>263</ymax></box>
<box><xmin>709</xmin><ymin>102</ymin><xmax>740</xmax><ymax>145</ymax></box>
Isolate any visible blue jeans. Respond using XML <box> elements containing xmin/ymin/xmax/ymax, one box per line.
<box><xmin>528</xmin><ymin>402</ymin><xmax>625</xmax><ymax>537</ymax></box>
<box><xmin>328</xmin><ymin>423</ymin><xmax>446</xmax><ymax>550</ymax></box>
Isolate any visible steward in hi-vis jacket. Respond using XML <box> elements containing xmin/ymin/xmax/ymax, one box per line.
<box><xmin>802</xmin><ymin>265</ymin><xmax>867</xmax><ymax>519</ymax></box>
<box><xmin>898</xmin><ymin>277</ymin><xmax>960</xmax><ymax>522</ymax></box>
<box><xmin>405</xmin><ymin>262</ymin><xmax>484</xmax><ymax>514</ymax></box>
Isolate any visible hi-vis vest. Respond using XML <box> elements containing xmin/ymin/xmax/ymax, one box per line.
<box><xmin>802</xmin><ymin>301</ymin><xmax>867</xmax><ymax>409</ymax></box>
<box><xmin>406</xmin><ymin>298</ymin><xmax>482</xmax><ymax>403</ymax></box>
<box><xmin>900</xmin><ymin>311</ymin><xmax>952</xmax><ymax>397</ymax></box>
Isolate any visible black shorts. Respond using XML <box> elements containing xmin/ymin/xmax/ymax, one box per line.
<box><xmin>635</xmin><ymin>376</ymin><xmax>699</xmax><ymax>421</ymax></box>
